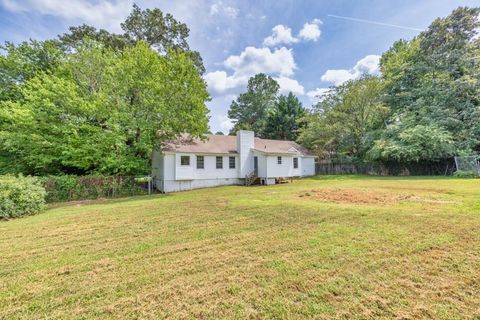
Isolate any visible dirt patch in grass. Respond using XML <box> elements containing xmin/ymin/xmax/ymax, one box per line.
<box><xmin>298</xmin><ymin>188</ymin><xmax>454</xmax><ymax>205</ymax></box>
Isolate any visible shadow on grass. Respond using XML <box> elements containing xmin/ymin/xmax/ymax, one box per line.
<box><xmin>309</xmin><ymin>174</ymin><xmax>457</xmax><ymax>181</ymax></box>
<box><xmin>47</xmin><ymin>192</ymin><xmax>172</xmax><ymax>209</ymax></box>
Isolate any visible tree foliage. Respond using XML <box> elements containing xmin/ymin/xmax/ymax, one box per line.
<box><xmin>375</xmin><ymin>6</ymin><xmax>480</xmax><ymax>160</ymax></box>
<box><xmin>301</xmin><ymin>6</ymin><xmax>480</xmax><ymax>163</ymax></box>
<box><xmin>58</xmin><ymin>4</ymin><xmax>204</xmax><ymax>74</ymax></box>
<box><xmin>228</xmin><ymin>73</ymin><xmax>279</xmax><ymax>136</ymax></box>
<box><xmin>299</xmin><ymin>76</ymin><xmax>388</xmax><ymax>159</ymax></box>
<box><xmin>0</xmin><ymin>40</ymin><xmax>209</xmax><ymax>175</ymax></box>
<box><xmin>227</xmin><ymin>74</ymin><xmax>307</xmax><ymax>139</ymax></box>
<box><xmin>264</xmin><ymin>92</ymin><xmax>306</xmax><ymax>140</ymax></box>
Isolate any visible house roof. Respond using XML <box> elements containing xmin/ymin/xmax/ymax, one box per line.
<box><xmin>161</xmin><ymin>134</ymin><xmax>315</xmax><ymax>156</ymax></box>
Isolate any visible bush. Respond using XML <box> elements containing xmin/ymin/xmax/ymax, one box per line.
<box><xmin>41</xmin><ymin>175</ymin><xmax>149</xmax><ymax>203</ymax></box>
<box><xmin>453</xmin><ymin>170</ymin><xmax>479</xmax><ymax>178</ymax></box>
<box><xmin>0</xmin><ymin>175</ymin><xmax>47</xmax><ymax>219</ymax></box>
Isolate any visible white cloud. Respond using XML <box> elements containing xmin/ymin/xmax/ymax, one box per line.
<box><xmin>321</xmin><ymin>54</ymin><xmax>381</xmax><ymax>85</ymax></box>
<box><xmin>275</xmin><ymin>76</ymin><xmax>304</xmax><ymax>95</ymax></box>
<box><xmin>320</xmin><ymin>69</ymin><xmax>354</xmax><ymax>86</ymax></box>
<box><xmin>224</xmin><ymin>46</ymin><xmax>296</xmax><ymax>77</ymax></box>
<box><xmin>298</xmin><ymin>18</ymin><xmax>322</xmax><ymax>41</ymax></box>
<box><xmin>206</xmin><ymin>46</ymin><xmax>297</xmax><ymax>95</ymax></box>
<box><xmin>218</xmin><ymin>115</ymin><xmax>234</xmax><ymax>132</ymax></box>
<box><xmin>204</xmin><ymin>71</ymin><xmax>248</xmax><ymax>94</ymax></box>
<box><xmin>210</xmin><ymin>1</ymin><xmax>238</xmax><ymax>18</ymax></box>
<box><xmin>263</xmin><ymin>25</ymin><xmax>299</xmax><ymax>47</ymax></box>
<box><xmin>0</xmin><ymin>0</ymin><xmax>130</xmax><ymax>31</ymax></box>
<box><xmin>307</xmin><ymin>88</ymin><xmax>332</xmax><ymax>102</ymax></box>
<box><xmin>353</xmin><ymin>54</ymin><xmax>381</xmax><ymax>74</ymax></box>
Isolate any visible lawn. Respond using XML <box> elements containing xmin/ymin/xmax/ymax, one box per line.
<box><xmin>1</xmin><ymin>176</ymin><xmax>480</xmax><ymax>319</ymax></box>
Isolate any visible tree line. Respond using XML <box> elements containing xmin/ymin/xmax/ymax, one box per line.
<box><xmin>1</xmin><ymin>5</ymin><xmax>478</xmax><ymax>177</ymax></box>
<box><xmin>0</xmin><ymin>5</ymin><xmax>209</xmax><ymax>176</ymax></box>
<box><xmin>227</xmin><ymin>7</ymin><xmax>480</xmax><ymax>165</ymax></box>
<box><xmin>298</xmin><ymin>7</ymin><xmax>480</xmax><ymax>163</ymax></box>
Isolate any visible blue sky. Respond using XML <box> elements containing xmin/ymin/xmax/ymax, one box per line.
<box><xmin>1</xmin><ymin>0</ymin><xmax>478</xmax><ymax>133</ymax></box>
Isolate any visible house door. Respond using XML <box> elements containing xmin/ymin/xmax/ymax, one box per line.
<box><xmin>253</xmin><ymin>156</ymin><xmax>258</xmax><ymax>176</ymax></box>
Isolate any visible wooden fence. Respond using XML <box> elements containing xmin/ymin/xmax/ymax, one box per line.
<box><xmin>315</xmin><ymin>160</ymin><xmax>455</xmax><ymax>176</ymax></box>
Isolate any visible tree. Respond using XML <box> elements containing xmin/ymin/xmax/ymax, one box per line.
<box><xmin>367</xmin><ymin>123</ymin><xmax>456</xmax><ymax>162</ymax></box>
<box><xmin>298</xmin><ymin>76</ymin><xmax>388</xmax><ymax>160</ymax></box>
<box><xmin>376</xmin><ymin>6</ymin><xmax>480</xmax><ymax>160</ymax></box>
<box><xmin>58</xmin><ymin>4</ymin><xmax>205</xmax><ymax>74</ymax></box>
<box><xmin>0</xmin><ymin>41</ymin><xmax>210</xmax><ymax>175</ymax></box>
<box><xmin>0</xmin><ymin>40</ymin><xmax>63</xmax><ymax>101</ymax></box>
<box><xmin>227</xmin><ymin>73</ymin><xmax>279</xmax><ymax>137</ymax></box>
<box><xmin>214</xmin><ymin>131</ymin><xmax>225</xmax><ymax>135</ymax></box>
<box><xmin>58</xmin><ymin>24</ymin><xmax>133</xmax><ymax>52</ymax></box>
<box><xmin>122</xmin><ymin>4</ymin><xmax>204</xmax><ymax>74</ymax></box>
<box><xmin>103</xmin><ymin>42</ymin><xmax>209</xmax><ymax>173</ymax></box>
<box><xmin>264</xmin><ymin>92</ymin><xmax>306</xmax><ymax>140</ymax></box>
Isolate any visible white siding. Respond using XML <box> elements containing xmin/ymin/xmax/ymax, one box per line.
<box><xmin>237</xmin><ymin>130</ymin><xmax>254</xmax><ymax>177</ymax></box>
<box><xmin>301</xmin><ymin>157</ymin><xmax>315</xmax><ymax>176</ymax></box>
<box><xmin>175</xmin><ymin>153</ymin><xmax>195</xmax><ymax>180</ymax></box>
<box><xmin>153</xmin><ymin>145</ymin><xmax>316</xmax><ymax>192</ymax></box>
<box><xmin>265</xmin><ymin>155</ymin><xmax>296</xmax><ymax>178</ymax></box>
<box><xmin>253</xmin><ymin>151</ymin><xmax>267</xmax><ymax>178</ymax></box>
<box><xmin>292</xmin><ymin>156</ymin><xmax>301</xmax><ymax>177</ymax></box>
<box><xmin>163</xmin><ymin>178</ymin><xmax>242</xmax><ymax>192</ymax></box>
<box><xmin>151</xmin><ymin>150</ymin><xmax>164</xmax><ymax>180</ymax></box>
<box><xmin>193</xmin><ymin>155</ymin><xmax>239</xmax><ymax>179</ymax></box>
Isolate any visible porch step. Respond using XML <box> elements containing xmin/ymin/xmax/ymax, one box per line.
<box><xmin>245</xmin><ymin>171</ymin><xmax>258</xmax><ymax>186</ymax></box>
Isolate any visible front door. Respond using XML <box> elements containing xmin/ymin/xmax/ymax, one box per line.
<box><xmin>253</xmin><ymin>156</ymin><xmax>258</xmax><ymax>176</ymax></box>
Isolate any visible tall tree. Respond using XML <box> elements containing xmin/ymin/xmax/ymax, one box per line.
<box><xmin>58</xmin><ymin>24</ymin><xmax>133</xmax><ymax>52</ymax></box>
<box><xmin>264</xmin><ymin>92</ymin><xmax>306</xmax><ymax>140</ymax></box>
<box><xmin>227</xmin><ymin>73</ymin><xmax>279</xmax><ymax>137</ymax></box>
<box><xmin>0</xmin><ymin>40</ymin><xmax>63</xmax><ymax>101</ymax></box>
<box><xmin>58</xmin><ymin>4</ymin><xmax>205</xmax><ymax>74</ymax></box>
<box><xmin>298</xmin><ymin>76</ymin><xmax>388</xmax><ymax>160</ymax></box>
<box><xmin>0</xmin><ymin>41</ymin><xmax>209</xmax><ymax>175</ymax></box>
<box><xmin>376</xmin><ymin>6</ymin><xmax>480</xmax><ymax>160</ymax></box>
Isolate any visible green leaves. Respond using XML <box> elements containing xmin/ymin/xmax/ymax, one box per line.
<box><xmin>368</xmin><ymin>124</ymin><xmax>456</xmax><ymax>162</ymax></box>
<box><xmin>264</xmin><ymin>92</ymin><xmax>307</xmax><ymax>141</ymax></box>
<box><xmin>377</xmin><ymin>6</ymin><xmax>480</xmax><ymax>160</ymax></box>
<box><xmin>301</xmin><ymin>6</ymin><xmax>480</xmax><ymax>163</ymax></box>
<box><xmin>298</xmin><ymin>76</ymin><xmax>388</xmax><ymax>160</ymax></box>
<box><xmin>0</xmin><ymin>41</ymin><xmax>209</xmax><ymax>175</ymax></box>
<box><xmin>228</xmin><ymin>73</ymin><xmax>280</xmax><ymax>136</ymax></box>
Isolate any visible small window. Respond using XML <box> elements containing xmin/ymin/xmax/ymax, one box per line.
<box><xmin>277</xmin><ymin>156</ymin><xmax>282</xmax><ymax>164</ymax></box>
<box><xmin>196</xmin><ymin>155</ymin><xmax>204</xmax><ymax>169</ymax></box>
<box><xmin>293</xmin><ymin>157</ymin><xmax>298</xmax><ymax>169</ymax></box>
<box><xmin>180</xmin><ymin>155</ymin><xmax>190</xmax><ymax>166</ymax></box>
<box><xmin>229</xmin><ymin>156</ymin><xmax>235</xmax><ymax>169</ymax></box>
<box><xmin>216</xmin><ymin>156</ymin><xmax>223</xmax><ymax>169</ymax></box>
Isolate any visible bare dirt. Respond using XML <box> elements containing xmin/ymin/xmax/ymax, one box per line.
<box><xmin>298</xmin><ymin>188</ymin><xmax>453</xmax><ymax>205</ymax></box>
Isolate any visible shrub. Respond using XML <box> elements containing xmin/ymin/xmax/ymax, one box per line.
<box><xmin>41</xmin><ymin>175</ymin><xmax>149</xmax><ymax>203</ymax></box>
<box><xmin>453</xmin><ymin>170</ymin><xmax>479</xmax><ymax>178</ymax></box>
<box><xmin>0</xmin><ymin>175</ymin><xmax>47</xmax><ymax>219</ymax></box>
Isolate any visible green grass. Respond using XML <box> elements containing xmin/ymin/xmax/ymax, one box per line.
<box><xmin>1</xmin><ymin>175</ymin><xmax>480</xmax><ymax>319</ymax></box>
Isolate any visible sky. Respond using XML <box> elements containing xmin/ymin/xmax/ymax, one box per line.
<box><xmin>1</xmin><ymin>0</ymin><xmax>478</xmax><ymax>133</ymax></box>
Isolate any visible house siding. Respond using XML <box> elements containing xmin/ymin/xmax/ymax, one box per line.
<box><xmin>153</xmin><ymin>130</ymin><xmax>316</xmax><ymax>192</ymax></box>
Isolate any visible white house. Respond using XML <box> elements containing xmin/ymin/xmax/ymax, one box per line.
<box><xmin>152</xmin><ymin>130</ymin><xmax>316</xmax><ymax>192</ymax></box>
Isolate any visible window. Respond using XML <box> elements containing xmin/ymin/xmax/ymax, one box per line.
<box><xmin>196</xmin><ymin>155</ymin><xmax>204</xmax><ymax>169</ymax></box>
<box><xmin>229</xmin><ymin>156</ymin><xmax>235</xmax><ymax>169</ymax></box>
<box><xmin>293</xmin><ymin>157</ymin><xmax>298</xmax><ymax>169</ymax></box>
<box><xmin>277</xmin><ymin>156</ymin><xmax>282</xmax><ymax>164</ymax></box>
<box><xmin>180</xmin><ymin>155</ymin><xmax>190</xmax><ymax>166</ymax></box>
<box><xmin>216</xmin><ymin>156</ymin><xmax>223</xmax><ymax>169</ymax></box>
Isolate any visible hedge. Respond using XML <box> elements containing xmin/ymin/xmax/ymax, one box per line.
<box><xmin>0</xmin><ymin>175</ymin><xmax>46</xmax><ymax>219</ymax></box>
<box><xmin>41</xmin><ymin>175</ymin><xmax>150</xmax><ymax>203</ymax></box>
<box><xmin>453</xmin><ymin>170</ymin><xmax>479</xmax><ymax>178</ymax></box>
